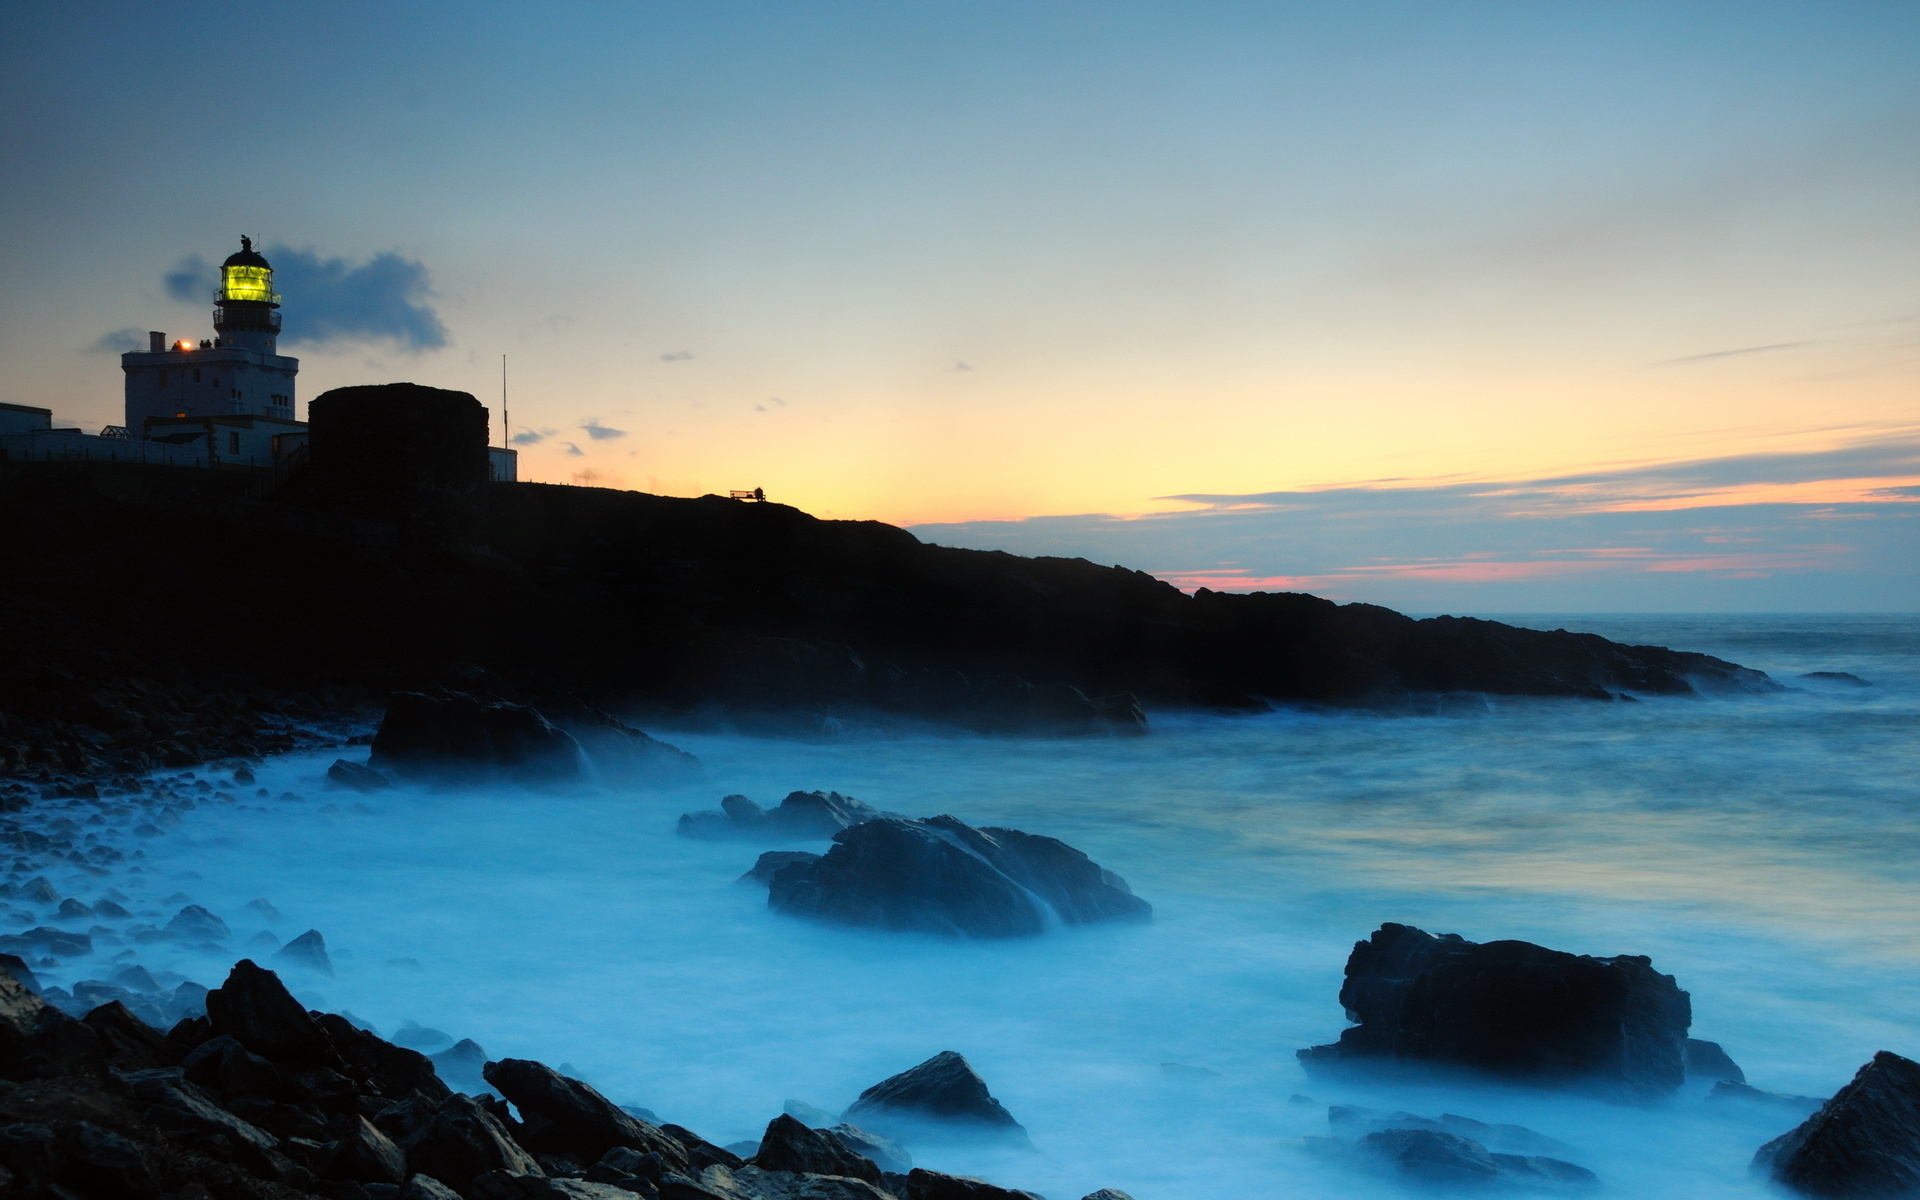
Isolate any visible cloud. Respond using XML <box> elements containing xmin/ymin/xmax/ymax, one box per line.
<box><xmin>1657</xmin><ymin>341</ymin><xmax>1820</xmax><ymax>366</ymax></box>
<box><xmin>561</xmin><ymin>442</ymin><xmax>584</xmax><ymax>457</ymax></box>
<box><xmin>511</xmin><ymin>427</ymin><xmax>555</xmax><ymax>446</ymax></box>
<box><xmin>162</xmin><ymin>244</ymin><xmax>448</xmax><ymax>350</ymax></box>
<box><xmin>86</xmin><ymin>327</ymin><xmax>148</xmax><ymax>354</ymax></box>
<box><xmin>909</xmin><ymin>431</ymin><xmax>1920</xmax><ymax>611</ymax></box>
<box><xmin>947</xmin><ymin>361</ymin><xmax>973</xmax><ymax>372</ymax></box>
<box><xmin>660</xmin><ymin>350</ymin><xmax>694</xmax><ymax>362</ymax></box>
<box><xmin>580</xmin><ymin>421</ymin><xmax>627</xmax><ymax>441</ymax></box>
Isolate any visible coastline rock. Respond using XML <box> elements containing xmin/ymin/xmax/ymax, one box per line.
<box><xmin>843</xmin><ymin>1051</ymin><xmax>1026</xmax><ymax>1141</ymax></box>
<box><xmin>275</xmin><ymin>927</ymin><xmax>335</xmax><ymax>975</ymax></box>
<box><xmin>1754</xmin><ymin>1050</ymin><xmax>1920</xmax><ymax>1197</ymax></box>
<box><xmin>483</xmin><ymin>1057</ymin><xmax>693</xmax><ymax>1170</ymax></box>
<box><xmin>1710</xmin><ymin>1080</ymin><xmax>1824</xmax><ymax>1114</ymax></box>
<box><xmin>325</xmin><ymin>1112</ymin><xmax>409</xmax><ymax>1184</ymax></box>
<box><xmin>1328</xmin><ymin>1105</ymin><xmax>1573</xmax><ymax>1156</ymax></box>
<box><xmin>903</xmin><ymin>1168</ymin><xmax>1044</xmax><ymax>1199</ymax></box>
<box><xmin>166</xmin><ymin>903</ymin><xmax>232</xmax><ymax>942</ymax></box>
<box><xmin>768</xmin><ymin>815</ymin><xmax>1149</xmax><ymax>938</ymax></box>
<box><xmin>681</xmin><ymin>791</ymin><xmax>884</xmax><ymax>841</ymax></box>
<box><xmin>752</xmin><ymin>1113</ymin><xmax>886</xmax><ymax>1183</ymax></box>
<box><xmin>204</xmin><ymin>958</ymin><xmax>341</xmax><ymax>1066</ymax></box>
<box><xmin>1297</xmin><ymin>923</ymin><xmax>1691</xmax><ymax>1100</ymax></box>
<box><xmin>824</xmin><ymin>1123</ymin><xmax>911</xmax><ymax>1175</ymax></box>
<box><xmin>1799</xmin><ymin>672</ymin><xmax>1871</xmax><ymax>687</ymax></box>
<box><xmin>431</xmin><ymin>1036</ymin><xmax>492</xmax><ymax>1094</ymax></box>
<box><xmin>328</xmin><ymin>758</ymin><xmax>391</xmax><ymax>792</ymax></box>
<box><xmin>372</xmin><ymin>689</ymin><xmax>584</xmax><ymax>781</ymax></box>
<box><xmin>1356</xmin><ymin>1128</ymin><xmax>1597</xmax><ymax>1189</ymax></box>
<box><xmin>386</xmin><ymin>1092</ymin><xmax>544</xmax><ymax>1194</ymax></box>
<box><xmin>1686</xmin><ymin>1038</ymin><xmax>1744</xmax><ymax>1083</ymax></box>
<box><xmin>742</xmin><ymin>851</ymin><xmax>823</xmax><ymax>886</ymax></box>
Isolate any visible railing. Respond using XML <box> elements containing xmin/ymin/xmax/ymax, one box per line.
<box><xmin>212</xmin><ymin>306</ymin><xmax>282</xmax><ymax>330</ymax></box>
<box><xmin>0</xmin><ymin>435</ymin><xmax>294</xmax><ymax>475</ymax></box>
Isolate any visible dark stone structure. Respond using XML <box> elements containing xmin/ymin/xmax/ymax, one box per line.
<box><xmin>1754</xmin><ymin>1051</ymin><xmax>1920</xmax><ymax>1198</ymax></box>
<box><xmin>1298</xmin><ymin>923</ymin><xmax>1692</xmax><ymax>1101</ymax></box>
<box><xmin>306</xmin><ymin>382</ymin><xmax>489</xmax><ymax>552</ymax></box>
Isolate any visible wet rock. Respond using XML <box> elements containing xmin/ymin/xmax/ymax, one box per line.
<box><xmin>1800</xmin><ymin>672</ymin><xmax>1871</xmax><ymax>687</ymax></box>
<box><xmin>385</xmin><ymin>1092</ymin><xmax>543</xmax><ymax>1194</ymax></box>
<box><xmin>82</xmin><ymin>999</ymin><xmax>179</xmax><ymax>1070</ymax></box>
<box><xmin>769</xmin><ymin>815</ymin><xmax>1148</xmax><ymax>938</ymax></box>
<box><xmin>783</xmin><ymin>1100</ymin><xmax>840</xmax><ymax>1128</ymax></box>
<box><xmin>123</xmin><ymin>1067</ymin><xmax>280</xmax><ymax>1153</ymax></box>
<box><xmin>430</xmin><ymin>1037</ymin><xmax>490</xmax><ymax>1094</ymax></box>
<box><xmin>1080</xmin><ymin>1192</ymin><xmax>1135</xmax><ymax>1200</ymax></box>
<box><xmin>246</xmin><ymin>897</ymin><xmax>282</xmax><ymax>921</ymax></box>
<box><xmin>702</xmin><ymin>1164</ymin><xmax>895</xmax><ymax>1200</ymax></box>
<box><xmin>1754</xmin><ymin>1050</ymin><xmax>1920</xmax><ymax>1197</ymax></box>
<box><xmin>1686</xmin><ymin>1038</ymin><xmax>1745</xmax><ymax>1083</ymax></box>
<box><xmin>94</xmin><ymin>898</ymin><xmax>132</xmax><ymax>918</ymax></box>
<box><xmin>56</xmin><ymin>897</ymin><xmax>94</xmax><ymax>920</ymax></box>
<box><xmin>0</xmin><ymin>926</ymin><xmax>93</xmax><ymax>957</ymax></box>
<box><xmin>1357</xmin><ymin>1128</ymin><xmax>1597</xmax><ymax>1189</ymax></box>
<box><xmin>1297</xmin><ymin>923</ymin><xmax>1692</xmax><ymax>1100</ymax></box>
<box><xmin>372</xmin><ymin>690</ymin><xmax>584</xmax><ymax>781</ymax></box>
<box><xmin>1328</xmin><ymin>1105</ymin><xmax>1573</xmax><ymax>1156</ymax></box>
<box><xmin>58</xmin><ymin>1120</ymin><xmax>161</xmax><ymax>1197</ymax></box>
<box><xmin>313</xmin><ymin>1012</ymin><xmax>452</xmax><ymax>1103</ymax></box>
<box><xmin>20</xmin><ymin>877</ymin><xmax>58</xmax><ymax>904</ymax></box>
<box><xmin>329</xmin><ymin>758</ymin><xmax>393</xmax><ymax>792</ymax></box>
<box><xmin>1710</xmin><ymin>1080</ymin><xmax>1824</xmax><ymax>1114</ymax></box>
<box><xmin>326</xmin><ymin>1113</ymin><xmax>408</xmax><ymax>1185</ymax></box>
<box><xmin>843</xmin><ymin>1051</ymin><xmax>1026</xmax><ymax>1141</ymax></box>
<box><xmin>823</xmin><ymin>1124</ymin><xmax>910</xmax><ymax>1175</ymax></box>
<box><xmin>752</xmin><ymin>1113</ymin><xmax>885</xmax><ymax>1183</ymax></box>
<box><xmin>182</xmin><ymin>1033</ymin><xmax>296</xmax><ymax>1103</ymax></box>
<box><xmin>111</xmin><ymin>964</ymin><xmax>160</xmax><ymax>993</ymax></box>
<box><xmin>484</xmin><ymin>1057</ymin><xmax>693</xmax><ymax>1170</ymax></box>
<box><xmin>166</xmin><ymin>903</ymin><xmax>232</xmax><ymax>942</ymax></box>
<box><xmin>660</xmin><ymin>1122</ymin><xmax>748</xmax><ymax>1171</ymax></box>
<box><xmin>472</xmin><ymin>1173</ymin><xmax>638</xmax><ymax>1198</ymax></box>
<box><xmin>680</xmin><ymin>791</ymin><xmax>884</xmax><ymax>842</ymax></box>
<box><xmin>276</xmin><ymin>927</ymin><xmax>336</xmax><ymax>975</ymax></box>
<box><xmin>903</xmin><ymin>1168</ymin><xmax>1043</xmax><ymax>1199</ymax></box>
<box><xmin>204</xmin><ymin>958</ymin><xmax>340</xmax><ymax>1065</ymax></box>
<box><xmin>741</xmin><ymin>851</ymin><xmax>823</xmax><ymax>887</ymax></box>
<box><xmin>396</xmin><ymin>1018</ymin><xmax>456</xmax><ymax>1049</ymax></box>
<box><xmin>402</xmin><ymin>1176</ymin><xmax>467</xmax><ymax>1200</ymax></box>
<box><xmin>0</xmin><ymin>952</ymin><xmax>41</xmax><ymax>993</ymax></box>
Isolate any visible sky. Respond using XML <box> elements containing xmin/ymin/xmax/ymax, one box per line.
<box><xmin>2</xmin><ymin>1</ymin><xmax>1915</xmax><ymax>610</ymax></box>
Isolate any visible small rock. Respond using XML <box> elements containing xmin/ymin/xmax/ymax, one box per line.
<box><xmin>1081</xmin><ymin>1192</ymin><xmax>1137</xmax><ymax>1200</ymax></box>
<box><xmin>20</xmin><ymin>877</ymin><xmax>58</xmax><ymax>904</ymax></box>
<box><xmin>1799</xmin><ymin>671</ymin><xmax>1872</xmax><ymax>687</ymax></box>
<box><xmin>165</xmin><ymin>904</ymin><xmax>231</xmax><ymax>942</ymax></box>
<box><xmin>1686</xmin><ymin>1038</ymin><xmax>1745</xmax><ymax>1083</ymax></box>
<box><xmin>275</xmin><ymin>928</ymin><xmax>335</xmax><ymax>976</ymax></box>
<box><xmin>55</xmin><ymin>897</ymin><xmax>95</xmax><ymax>920</ymax></box>
<box><xmin>245</xmin><ymin>897</ymin><xmax>281</xmax><ymax>920</ymax></box>
<box><xmin>739</xmin><ymin>851</ymin><xmax>822</xmax><ymax>887</ymax></box>
<box><xmin>394</xmin><ymin>1018</ymin><xmax>455</xmax><ymax>1050</ymax></box>
<box><xmin>328</xmin><ymin>759</ymin><xmax>392</xmax><ymax>793</ymax></box>
<box><xmin>110</xmin><ymin>964</ymin><xmax>160</xmax><ymax>993</ymax></box>
<box><xmin>430</xmin><ymin>1038</ymin><xmax>490</xmax><ymax>1094</ymax></box>
<box><xmin>93</xmin><ymin>899</ymin><xmax>132</xmax><ymax>918</ymax></box>
<box><xmin>753</xmin><ymin>1113</ymin><xmax>885</xmax><ymax>1183</ymax></box>
<box><xmin>1710</xmin><ymin>1080</ymin><xmax>1824</xmax><ymax>1114</ymax></box>
<box><xmin>843</xmin><ymin>1051</ymin><xmax>1027</xmax><ymax>1142</ymax></box>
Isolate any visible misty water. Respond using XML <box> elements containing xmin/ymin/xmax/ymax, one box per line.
<box><xmin>17</xmin><ymin>614</ymin><xmax>1920</xmax><ymax>1198</ymax></box>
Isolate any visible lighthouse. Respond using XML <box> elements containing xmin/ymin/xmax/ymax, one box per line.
<box><xmin>119</xmin><ymin>237</ymin><xmax>305</xmax><ymax>463</ymax></box>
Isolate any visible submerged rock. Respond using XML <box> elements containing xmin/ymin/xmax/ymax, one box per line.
<box><xmin>1297</xmin><ymin>923</ymin><xmax>1692</xmax><ymax>1100</ymax></box>
<box><xmin>768</xmin><ymin>815</ymin><xmax>1150</xmax><ymax>938</ymax></box>
<box><xmin>328</xmin><ymin>758</ymin><xmax>392</xmax><ymax>792</ymax></box>
<box><xmin>1328</xmin><ymin>1105</ymin><xmax>1573</xmax><ymax>1156</ymax></box>
<box><xmin>1710</xmin><ymin>1080</ymin><xmax>1824</xmax><ymax>1115</ymax></box>
<box><xmin>274</xmin><ymin>928</ymin><xmax>334</xmax><ymax>976</ymax></box>
<box><xmin>1753</xmin><ymin>1050</ymin><xmax>1920</xmax><ymax>1197</ymax></box>
<box><xmin>824</xmin><ymin>1123</ymin><xmax>911</xmax><ymax>1175</ymax></box>
<box><xmin>372</xmin><ymin>689</ymin><xmax>585</xmax><ymax>781</ymax></box>
<box><xmin>431</xmin><ymin>1037</ymin><xmax>491</xmax><ymax>1094</ymax></box>
<box><xmin>843</xmin><ymin>1051</ymin><xmax>1026</xmax><ymax>1142</ymax></box>
<box><xmin>165</xmin><ymin>903</ymin><xmax>231</xmax><ymax>942</ymax></box>
<box><xmin>741</xmin><ymin>851</ymin><xmax>824</xmax><ymax>886</ymax></box>
<box><xmin>1356</xmin><ymin>1128</ymin><xmax>1597</xmax><ymax>1189</ymax></box>
<box><xmin>1799</xmin><ymin>672</ymin><xmax>1872</xmax><ymax>687</ymax></box>
<box><xmin>681</xmin><ymin>790</ymin><xmax>884</xmax><ymax>841</ymax></box>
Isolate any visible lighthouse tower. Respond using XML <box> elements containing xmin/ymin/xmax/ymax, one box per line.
<box><xmin>119</xmin><ymin>237</ymin><xmax>304</xmax><ymax>462</ymax></box>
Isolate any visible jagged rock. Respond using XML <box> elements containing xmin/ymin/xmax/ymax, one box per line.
<box><xmin>372</xmin><ymin>690</ymin><xmax>585</xmax><ymax>781</ymax></box>
<box><xmin>680</xmin><ymin>791</ymin><xmax>883</xmax><ymax>841</ymax></box>
<box><xmin>903</xmin><ymin>1168</ymin><xmax>1043</xmax><ymax>1199</ymax></box>
<box><xmin>1710</xmin><ymin>1080</ymin><xmax>1824</xmax><ymax>1114</ymax></box>
<box><xmin>1297</xmin><ymin>923</ymin><xmax>1692</xmax><ymax>1100</ymax></box>
<box><xmin>1686</xmin><ymin>1038</ymin><xmax>1745</xmax><ymax>1083</ymax></box>
<box><xmin>769</xmin><ymin>815</ymin><xmax>1148</xmax><ymax>938</ymax></box>
<box><xmin>471</xmin><ymin>1170</ymin><xmax>638</xmax><ymax>1198</ymax></box>
<box><xmin>385</xmin><ymin>1092</ymin><xmax>543</xmax><ymax>1194</ymax></box>
<box><xmin>396</xmin><ymin>1018</ymin><xmax>456</xmax><ymax>1049</ymax></box>
<box><xmin>0</xmin><ymin>952</ymin><xmax>41</xmax><ymax>993</ymax></box>
<box><xmin>752</xmin><ymin>1114</ymin><xmax>884</xmax><ymax>1183</ymax></box>
<box><xmin>123</xmin><ymin>1066</ymin><xmax>280</xmax><ymax>1153</ymax></box>
<box><xmin>111</xmin><ymin>964</ymin><xmax>160</xmax><ymax>993</ymax></box>
<box><xmin>661</xmin><ymin>1122</ymin><xmax>748</xmax><ymax>1171</ymax></box>
<box><xmin>843</xmin><ymin>1051</ymin><xmax>1026</xmax><ymax>1141</ymax></box>
<box><xmin>1328</xmin><ymin>1105</ymin><xmax>1573</xmax><ymax>1155</ymax></box>
<box><xmin>1080</xmin><ymin>1192</ymin><xmax>1135</xmax><ymax>1200</ymax></box>
<box><xmin>326</xmin><ymin>1113</ymin><xmax>408</xmax><ymax>1184</ymax></box>
<box><xmin>1355</xmin><ymin>1128</ymin><xmax>1597</xmax><ymax>1189</ymax></box>
<box><xmin>165</xmin><ymin>903</ymin><xmax>232</xmax><ymax>942</ymax></box>
<box><xmin>484</xmin><ymin>1057</ymin><xmax>693</xmax><ymax>1170</ymax></box>
<box><xmin>275</xmin><ymin>928</ymin><xmax>335</xmax><ymax>975</ymax></box>
<box><xmin>783</xmin><ymin>1099</ymin><xmax>840</xmax><ymax>1128</ymax></box>
<box><xmin>430</xmin><ymin>1037</ymin><xmax>490</xmax><ymax>1094</ymax></box>
<box><xmin>313</xmin><ymin>1012</ymin><xmax>451</xmax><ymax>1103</ymax></box>
<box><xmin>823</xmin><ymin>1124</ymin><xmax>910</xmax><ymax>1175</ymax></box>
<box><xmin>329</xmin><ymin>758</ymin><xmax>392</xmax><ymax>792</ymax></box>
<box><xmin>402</xmin><ymin>1176</ymin><xmax>467</xmax><ymax>1200</ymax></box>
<box><xmin>702</xmin><ymin>1164</ymin><xmax>897</xmax><ymax>1200</ymax></box>
<box><xmin>1754</xmin><ymin>1050</ymin><xmax>1920</xmax><ymax>1197</ymax></box>
<box><xmin>182</xmin><ymin>1034</ymin><xmax>297</xmax><ymax>1103</ymax></box>
<box><xmin>82</xmin><ymin>999</ymin><xmax>179</xmax><ymax>1070</ymax></box>
<box><xmin>56</xmin><ymin>897</ymin><xmax>94</xmax><ymax>920</ymax></box>
<box><xmin>741</xmin><ymin>851</ymin><xmax>823</xmax><ymax>886</ymax></box>
<box><xmin>204</xmin><ymin>959</ymin><xmax>340</xmax><ymax>1065</ymax></box>
<box><xmin>566</xmin><ymin>710</ymin><xmax>702</xmax><ymax>784</ymax></box>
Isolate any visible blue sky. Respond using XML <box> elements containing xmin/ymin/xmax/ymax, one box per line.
<box><xmin>2</xmin><ymin>1</ymin><xmax>1915</xmax><ymax>609</ymax></box>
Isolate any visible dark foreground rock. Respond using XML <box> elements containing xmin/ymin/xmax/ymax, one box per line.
<box><xmin>843</xmin><ymin>1051</ymin><xmax>1026</xmax><ymax>1142</ymax></box>
<box><xmin>1345</xmin><ymin>1128</ymin><xmax>1597</xmax><ymax>1190</ymax></box>
<box><xmin>682</xmin><ymin>791</ymin><xmax>885</xmax><ymax>841</ymax></box>
<box><xmin>1686</xmin><ymin>1038</ymin><xmax>1745</xmax><ymax>1083</ymax></box>
<box><xmin>766</xmin><ymin>815</ymin><xmax>1150</xmax><ymax>937</ymax></box>
<box><xmin>372</xmin><ymin>690</ymin><xmax>586</xmax><ymax>781</ymax></box>
<box><xmin>1754</xmin><ymin>1050</ymin><xmax>1920</xmax><ymax>1198</ymax></box>
<box><xmin>1298</xmin><ymin>923</ymin><xmax>1692</xmax><ymax>1100</ymax></box>
<box><xmin>1711</xmin><ymin>1080</ymin><xmax>1825</xmax><ymax>1115</ymax></box>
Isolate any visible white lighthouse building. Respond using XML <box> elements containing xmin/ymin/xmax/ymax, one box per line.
<box><xmin>117</xmin><ymin>237</ymin><xmax>307</xmax><ymax>463</ymax></box>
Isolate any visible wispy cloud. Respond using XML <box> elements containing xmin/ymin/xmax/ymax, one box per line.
<box><xmin>580</xmin><ymin>421</ymin><xmax>627</xmax><ymax>441</ymax></box>
<box><xmin>561</xmin><ymin>442</ymin><xmax>584</xmax><ymax>457</ymax></box>
<box><xmin>163</xmin><ymin>245</ymin><xmax>448</xmax><ymax>350</ymax></box>
<box><xmin>86</xmin><ymin>327</ymin><xmax>147</xmax><ymax>354</ymax></box>
<box><xmin>1657</xmin><ymin>341</ymin><xmax>1820</xmax><ymax>366</ymax></box>
<box><xmin>511</xmin><ymin>427</ymin><xmax>555</xmax><ymax>446</ymax></box>
<box><xmin>660</xmin><ymin>350</ymin><xmax>694</xmax><ymax>362</ymax></box>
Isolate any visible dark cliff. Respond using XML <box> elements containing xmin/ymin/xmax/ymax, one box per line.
<box><xmin>0</xmin><ymin>457</ymin><xmax>1772</xmax><ymax>781</ymax></box>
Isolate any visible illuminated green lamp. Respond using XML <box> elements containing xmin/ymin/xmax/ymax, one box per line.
<box><xmin>218</xmin><ymin>236</ymin><xmax>281</xmax><ymax>306</ymax></box>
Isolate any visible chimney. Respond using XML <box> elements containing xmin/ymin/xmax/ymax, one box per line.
<box><xmin>148</xmin><ymin>331</ymin><xmax>165</xmax><ymax>353</ymax></box>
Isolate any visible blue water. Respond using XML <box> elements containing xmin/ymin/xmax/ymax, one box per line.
<box><xmin>9</xmin><ymin>614</ymin><xmax>1919</xmax><ymax>1198</ymax></box>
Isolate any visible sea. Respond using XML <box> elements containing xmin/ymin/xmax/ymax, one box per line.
<box><xmin>15</xmin><ymin>614</ymin><xmax>1920</xmax><ymax>1198</ymax></box>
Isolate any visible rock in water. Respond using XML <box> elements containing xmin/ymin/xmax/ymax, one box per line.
<box><xmin>1686</xmin><ymin>1038</ymin><xmax>1745</xmax><ymax>1083</ymax></box>
<box><xmin>740</xmin><ymin>851</ymin><xmax>823</xmax><ymax>886</ymax></box>
<box><xmin>204</xmin><ymin>959</ymin><xmax>340</xmax><ymax>1066</ymax></box>
<box><xmin>372</xmin><ymin>689</ymin><xmax>584</xmax><ymax>781</ymax></box>
<box><xmin>904</xmin><ymin>1168</ymin><xmax>1044</xmax><ymax>1199</ymax></box>
<box><xmin>274</xmin><ymin>928</ymin><xmax>334</xmax><ymax>976</ymax></box>
<box><xmin>768</xmin><ymin>815</ymin><xmax>1149</xmax><ymax>938</ymax></box>
<box><xmin>843</xmin><ymin>1051</ymin><xmax>1026</xmax><ymax>1141</ymax></box>
<box><xmin>430</xmin><ymin>1037</ymin><xmax>491</xmax><ymax>1094</ymax></box>
<box><xmin>1754</xmin><ymin>1050</ymin><xmax>1920</xmax><ymax>1197</ymax></box>
<box><xmin>824</xmin><ymin>1123</ymin><xmax>911</xmax><ymax>1174</ymax></box>
<box><xmin>166</xmin><ymin>903</ymin><xmax>232</xmax><ymax>942</ymax></box>
<box><xmin>482</xmin><ymin>1057</ymin><xmax>692</xmax><ymax>1170</ymax></box>
<box><xmin>1297</xmin><ymin>923</ymin><xmax>1691</xmax><ymax>1100</ymax></box>
<box><xmin>328</xmin><ymin>758</ymin><xmax>391</xmax><ymax>792</ymax></box>
<box><xmin>1356</xmin><ymin>1129</ymin><xmax>1597</xmax><ymax>1189</ymax></box>
<box><xmin>680</xmin><ymin>790</ymin><xmax>884</xmax><ymax>841</ymax></box>
<box><xmin>752</xmin><ymin>1113</ymin><xmax>885</xmax><ymax>1183</ymax></box>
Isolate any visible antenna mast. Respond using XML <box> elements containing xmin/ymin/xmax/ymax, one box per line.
<box><xmin>501</xmin><ymin>354</ymin><xmax>509</xmax><ymax>450</ymax></box>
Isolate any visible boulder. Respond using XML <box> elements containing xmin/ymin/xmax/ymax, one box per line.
<box><xmin>430</xmin><ymin>1037</ymin><xmax>491</xmax><ymax>1094</ymax></box>
<box><xmin>567</xmin><ymin>711</ymin><xmax>702</xmax><ymax>784</ymax></box>
<box><xmin>1754</xmin><ymin>1050</ymin><xmax>1920</xmax><ymax>1197</ymax></box>
<box><xmin>769</xmin><ymin>815</ymin><xmax>1148</xmax><ymax>938</ymax></box>
<box><xmin>372</xmin><ymin>690</ymin><xmax>584</xmax><ymax>781</ymax></box>
<box><xmin>1328</xmin><ymin>1105</ymin><xmax>1573</xmax><ymax>1156</ymax></box>
<box><xmin>823</xmin><ymin>1124</ymin><xmax>910</xmax><ymax>1175</ymax></box>
<box><xmin>275</xmin><ymin>928</ymin><xmax>335</xmax><ymax>976</ymax></box>
<box><xmin>843</xmin><ymin>1051</ymin><xmax>1026</xmax><ymax>1141</ymax></box>
<box><xmin>752</xmin><ymin>1113</ymin><xmax>884</xmax><ymax>1183</ymax></box>
<box><xmin>1356</xmin><ymin>1128</ymin><xmax>1597</xmax><ymax>1189</ymax></box>
<box><xmin>1709</xmin><ymin>1080</ymin><xmax>1824</xmax><ymax>1115</ymax></box>
<box><xmin>701</xmin><ymin>1164</ymin><xmax>897</xmax><ymax>1200</ymax></box>
<box><xmin>741</xmin><ymin>852</ymin><xmax>823</xmax><ymax>887</ymax></box>
<box><xmin>680</xmin><ymin>791</ymin><xmax>883</xmax><ymax>842</ymax></box>
<box><xmin>1080</xmin><ymin>1192</ymin><xmax>1135</xmax><ymax>1200</ymax></box>
<box><xmin>204</xmin><ymin>959</ymin><xmax>341</xmax><ymax>1066</ymax></box>
<box><xmin>82</xmin><ymin>1000</ymin><xmax>180</xmax><ymax>1071</ymax></box>
<box><xmin>472</xmin><ymin>1174</ymin><xmax>638</xmax><ymax>1199</ymax></box>
<box><xmin>403</xmin><ymin>1176</ymin><xmax>467</xmax><ymax>1200</ymax></box>
<box><xmin>324</xmin><ymin>1113</ymin><xmax>408</xmax><ymax>1185</ymax></box>
<box><xmin>1297</xmin><ymin>923</ymin><xmax>1692</xmax><ymax>1100</ymax></box>
<box><xmin>903</xmin><ymin>1168</ymin><xmax>1043</xmax><ymax>1200</ymax></box>
<box><xmin>483</xmin><ymin>1057</ymin><xmax>693</xmax><ymax>1171</ymax></box>
<box><xmin>1686</xmin><ymin>1038</ymin><xmax>1745</xmax><ymax>1083</ymax></box>
<box><xmin>385</xmin><ymin>1092</ymin><xmax>543</xmax><ymax>1194</ymax></box>
<box><xmin>313</xmin><ymin>1012</ymin><xmax>451</xmax><ymax>1103</ymax></box>
<box><xmin>165</xmin><ymin>904</ymin><xmax>232</xmax><ymax>942</ymax></box>
<box><xmin>328</xmin><ymin>759</ymin><xmax>392</xmax><ymax>792</ymax></box>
